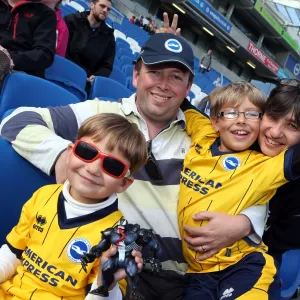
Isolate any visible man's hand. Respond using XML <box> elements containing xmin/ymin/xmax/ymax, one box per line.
<box><xmin>184</xmin><ymin>212</ymin><xmax>252</xmax><ymax>261</ymax></box>
<box><xmin>155</xmin><ymin>12</ymin><xmax>181</xmax><ymax>35</ymax></box>
<box><xmin>55</xmin><ymin>150</ymin><xmax>68</xmax><ymax>183</ymax></box>
<box><xmin>87</xmin><ymin>75</ymin><xmax>95</xmax><ymax>83</ymax></box>
<box><xmin>96</xmin><ymin>248</ymin><xmax>143</xmax><ymax>291</ymax></box>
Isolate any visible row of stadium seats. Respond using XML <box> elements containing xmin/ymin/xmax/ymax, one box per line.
<box><xmin>0</xmin><ymin>3</ymin><xmax>299</xmax><ymax>298</ymax></box>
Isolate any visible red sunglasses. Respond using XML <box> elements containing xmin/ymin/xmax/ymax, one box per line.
<box><xmin>72</xmin><ymin>140</ymin><xmax>130</xmax><ymax>178</ymax></box>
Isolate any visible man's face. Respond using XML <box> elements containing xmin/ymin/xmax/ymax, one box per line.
<box><xmin>132</xmin><ymin>63</ymin><xmax>192</xmax><ymax>126</ymax></box>
<box><xmin>258</xmin><ymin>111</ymin><xmax>300</xmax><ymax>157</ymax></box>
<box><xmin>90</xmin><ymin>0</ymin><xmax>111</xmax><ymax>22</ymax></box>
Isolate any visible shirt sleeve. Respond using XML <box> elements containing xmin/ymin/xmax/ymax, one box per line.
<box><xmin>0</xmin><ymin>100</ymin><xmax>121</xmax><ymax>175</ymax></box>
<box><xmin>240</xmin><ymin>204</ymin><xmax>268</xmax><ymax>246</ymax></box>
<box><xmin>180</xmin><ymin>98</ymin><xmax>218</xmax><ymax>143</ymax></box>
<box><xmin>0</xmin><ymin>244</ymin><xmax>21</xmax><ymax>283</ymax></box>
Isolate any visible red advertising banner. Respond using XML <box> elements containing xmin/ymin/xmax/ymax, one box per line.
<box><xmin>247</xmin><ymin>42</ymin><xmax>279</xmax><ymax>74</ymax></box>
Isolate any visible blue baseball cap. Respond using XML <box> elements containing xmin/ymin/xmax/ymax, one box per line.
<box><xmin>135</xmin><ymin>33</ymin><xmax>195</xmax><ymax>75</ymax></box>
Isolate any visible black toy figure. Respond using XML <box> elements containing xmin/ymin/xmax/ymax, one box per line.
<box><xmin>81</xmin><ymin>219</ymin><xmax>162</xmax><ymax>297</ymax></box>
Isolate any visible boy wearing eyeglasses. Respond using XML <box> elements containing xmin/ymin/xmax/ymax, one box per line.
<box><xmin>179</xmin><ymin>82</ymin><xmax>300</xmax><ymax>299</ymax></box>
<box><xmin>0</xmin><ymin>113</ymin><xmax>147</xmax><ymax>300</ymax></box>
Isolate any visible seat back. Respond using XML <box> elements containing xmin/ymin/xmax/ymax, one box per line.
<box><xmin>0</xmin><ymin>138</ymin><xmax>54</xmax><ymax>243</ymax></box>
<box><xmin>109</xmin><ymin>66</ymin><xmax>126</xmax><ymax>85</ymax></box>
<box><xmin>0</xmin><ymin>73</ymin><xmax>80</xmax><ymax>118</ymax></box>
<box><xmin>45</xmin><ymin>55</ymin><xmax>87</xmax><ymax>101</ymax></box>
<box><xmin>122</xmin><ymin>65</ymin><xmax>134</xmax><ymax>78</ymax></box>
<box><xmin>280</xmin><ymin>249</ymin><xmax>300</xmax><ymax>299</ymax></box>
<box><xmin>119</xmin><ymin>55</ymin><xmax>134</xmax><ymax>67</ymax></box>
<box><xmin>89</xmin><ymin>76</ymin><xmax>132</xmax><ymax>100</ymax></box>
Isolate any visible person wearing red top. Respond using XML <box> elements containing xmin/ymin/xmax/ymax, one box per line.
<box><xmin>129</xmin><ymin>15</ymin><xmax>135</xmax><ymax>24</ymax></box>
<box><xmin>43</xmin><ymin>0</ymin><xmax>69</xmax><ymax>57</ymax></box>
<box><xmin>0</xmin><ymin>0</ymin><xmax>56</xmax><ymax>77</ymax></box>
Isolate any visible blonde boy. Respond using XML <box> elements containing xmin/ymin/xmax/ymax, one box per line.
<box><xmin>179</xmin><ymin>82</ymin><xmax>300</xmax><ymax>299</ymax></box>
<box><xmin>0</xmin><ymin>113</ymin><xmax>147</xmax><ymax>300</ymax></box>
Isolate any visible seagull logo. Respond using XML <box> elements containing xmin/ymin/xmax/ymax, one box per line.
<box><xmin>66</xmin><ymin>238</ymin><xmax>91</xmax><ymax>264</ymax></box>
<box><xmin>71</xmin><ymin>245</ymin><xmax>87</xmax><ymax>256</ymax></box>
<box><xmin>222</xmin><ymin>156</ymin><xmax>241</xmax><ymax>171</ymax></box>
<box><xmin>165</xmin><ymin>39</ymin><xmax>182</xmax><ymax>53</ymax></box>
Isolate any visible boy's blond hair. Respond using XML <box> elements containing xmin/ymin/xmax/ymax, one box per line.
<box><xmin>77</xmin><ymin>113</ymin><xmax>148</xmax><ymax>174</ymax></box>
<box><xmin>209</xmin><ymin>82</ymin><xmax>266</xmax><ymax>118</ymax></box>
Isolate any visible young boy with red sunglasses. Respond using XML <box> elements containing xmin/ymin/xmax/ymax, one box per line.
<box><xmin>0</xmin><ymin>113</ymin><xmax>148</xmax><ymax>300</ymax></box>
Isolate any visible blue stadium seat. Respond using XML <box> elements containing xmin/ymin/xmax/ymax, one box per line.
<box><xmin>45</xmin><ymin>55</ymin><xmax>87</xmax><ymax>102</ymax></box>
<box><xmin>116</xmin><ymin>41</ymin><xmax>131</xmax><ymax>52</ymax></box>
<box><xmin>106</xmin><ymin>17</ymin><xmax>113</xmax><ymax>27</ymax></box>
<box><xmin>74</xmin><ymin>0</ymin><xmax>89</xmax><ymax>10</ymax></box>
<box><xmin>280</xmin><ymin>250</ymin><xmax>300</xmax><ymax>299</ymax></box>
<box><xmin>89</xmin><ymin>76</ymin><xmax>132</xmax><ymax>100</ymax></box>
<box><xmin>117</xmin><ymin>48</ymin><xmax>134</xmax><ymax>59</ymax></box>
<box><xmin>189</xmin><ymin>90</ymin><xmax>195</xmax><ymax>101</ymax></box>
<box><xmin>109</xmin><ymin>66</ymin><xmax>126</xmax><ymax>85</ymax></box>
<box><xmin>125</xmin><ymin>77</ymin><xmax>136</xmax><ymax>93</ymax></box>
<box><xmin>116</xmin><ymin>38</ymin><xmax>130</xmax><ymax>49</ymax></box>
<box><xmin>0</xmin><ymin>137</ymin><xmax>54</xmax><ymax>243</ymax></box>
<box><xmin>119</xmin><ymin>55</ymin><xmax>134</xmax><ymax>67</ymax></box>
<box><xmin>122</xmin><ymin>65</ymin><xmax>134</xmax><ymax>78</ymax></box>
<box><xmin>0</xmin><ymin>73</ymin><xmax>79</xmax><ymax>118</ymax></box>
<box><xmin>113</xmin><ymin>58</ymin><xmax>122</xmax><ymax>70</ymax></box>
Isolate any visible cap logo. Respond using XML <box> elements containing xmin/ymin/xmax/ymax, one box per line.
<box><xmin>164</xmin><ymin>39</ymin><xmax>182</xmax><ymax>53</ymax></box>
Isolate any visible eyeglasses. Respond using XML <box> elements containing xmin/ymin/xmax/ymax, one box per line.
<box><xmin>279</xmin><ymin>79</ymin><xmax>300</xmax><ymax>87</ymax></box>
<box><xmin>144</xmin><ymin>140</ymin><xmax>163</xmax><ymax>182</ymax></box>
<box><xmin>218</xmin><ymin>109</ymin><xmax>263</xmax><ymax>120</ymax></box>
<box><xmin>73</xmin><ymin>140</ymin><xmax>130</xmax><ymax>178</ymax></box>
<box><xmin>99</xmin><ymin>3</ymin><xmax>111</xmax><ymax>11</ymax></box>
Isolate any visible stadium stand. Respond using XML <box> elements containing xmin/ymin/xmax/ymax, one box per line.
<box><xmin>1</xmin><ymin>2</ymin><xmax>299</xmax><ymax>297</ymax></box>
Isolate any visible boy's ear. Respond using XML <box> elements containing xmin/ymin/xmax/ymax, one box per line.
<box><xmin>210</xmin><ymin>117</ymin><xmax>219</xmax><ymax>132</ymax></box>
<box><xmin>66</xmin><ymin>144</ymin><xmax>74</xmax><ymax>164</ymax></box>
<box><xmin>115</xmin><ymin>176</ymin><xmax>134</xmax><ymax>193</ymax></box>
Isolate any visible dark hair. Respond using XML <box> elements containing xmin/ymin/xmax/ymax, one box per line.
<box><xmin>265</xmin><ymin>84</ymin><xmax>300</xmax><ymax>127</ymax></box>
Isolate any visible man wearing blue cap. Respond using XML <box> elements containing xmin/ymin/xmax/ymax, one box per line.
<box><xmin>1</xmin><ymin>26</ymin><xmax>264</xmax><ymax>299</ymax></box>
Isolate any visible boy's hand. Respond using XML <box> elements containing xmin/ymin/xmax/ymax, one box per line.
<box><xmin>184</xmin><ymin>212</ymin><xmax>252</xmax><ymax>260</ymax></box>
<box><xmin>97</xmin><ymin>248</ymin><xmax>143</xmax><ymax>291</ymax></box>
<box><xmin>156</xmin><ymin>12</ymin><xmax>181</xmax><ymax>35</ymax></box>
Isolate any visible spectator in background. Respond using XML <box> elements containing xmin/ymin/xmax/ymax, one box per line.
<box><xmin>142</xmin><ymin>16</ymin><xmax>150</xmax><ymax>31</ymax></box>
<box><xmin>199</xmin><ymin>49</ymin><xmax>212</xmax><ymax>73</ymax></box>
<box><xmin>213</xmin><ymin>76</ymin><xmax>222</xmax><ymax>88</ymax></box>
<box><xmin>134</xmin><ymin>16</ymin><xmax>141</xmax><ymax>27</ymax></box>
<box><xmin>0</xmin><ymin>0</ymin><xmax>56</xmax><ymax>77</ymax></box>
<box><xmin>43</xmin><ymin>0</ymin><xmax>69</xmax><ymax>57</ymax></box>
<box><xmin>64</xmin><ymin>0</ymin><xmax>115</xmax><ymax>88</ymax></box>
<box><xmin>129</xmin><ymin>15</ymin><xmax>136</xmax><ymax>24</ymax></box>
